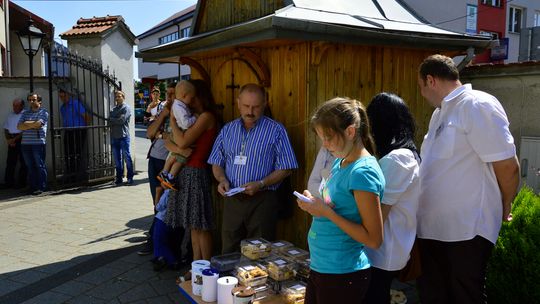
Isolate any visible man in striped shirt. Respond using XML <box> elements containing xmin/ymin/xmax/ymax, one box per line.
<box><xmin>208</xmin><ymin>83</ymin><xmax>298</xmax><ymax>254</ymax></box>
<box><xmin>17</xmin><ymin>93</ymin><xmax>49</xmax><ymax>195</ymax></box>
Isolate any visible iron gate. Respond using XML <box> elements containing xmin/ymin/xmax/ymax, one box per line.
<box><xmin>47</xmin><ymin>44</ymin><xmax>121</xmax><ymax>189</ymax></box>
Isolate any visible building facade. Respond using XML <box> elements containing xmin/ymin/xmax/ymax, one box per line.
<box><xmin>0</xmin><ymin>1</ymin><xmax>53</xmax><ymax>77</ymax></box>
<box><xmin>137</xmin><ymin>5</ymin><xmax>195</xmax><ymax>88</ymax></box>
<box><xmin>403</xmin><ymin>0</ymin><xmax>540</xmax><ymax>63</ymax></box>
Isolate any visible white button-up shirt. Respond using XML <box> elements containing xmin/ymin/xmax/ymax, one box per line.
<box><xmin>366</xmin><ymin>148</ymin><xmax>420</xmax><ymax>271</ymax></box>
<box><xmin>3</xmin><ymin>110</ymin><xmax>24</xmax><ymax>134</ymax></box>
<box><xmin>418</xmin><ymin>84</ymin><xmax>516</xmax><ymax>244</ymax></box>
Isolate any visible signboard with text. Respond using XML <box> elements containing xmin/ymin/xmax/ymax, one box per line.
<box><xmin>491</xmin><ymin>38</ymin><xmax>509</xmax><ymax>61</ymax></box>
<box><xmin>466</xmin><ymin>4</ymin><xmax>478</xmax><ymax>34</ymax></box>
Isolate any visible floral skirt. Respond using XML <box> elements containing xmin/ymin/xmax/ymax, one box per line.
<box><xmin>164</xmin><ymin>166</ymin><xmax>214</xmax><ymax>230</ymax></box>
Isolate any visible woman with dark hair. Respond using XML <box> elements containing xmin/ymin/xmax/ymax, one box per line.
<box><xmin>364</xmin><ymin>93</ymin><xmax>420</xmax><ymax>304</ymax></box>
<box><xmin>164</xmin><ymin>79</ymin><xmax>218</xmax><ymax>262</ymax></box>
<box><xmin>297</xmin><ymin>97</ymin><xmax>385</xmax><ymax>304</ymax></box>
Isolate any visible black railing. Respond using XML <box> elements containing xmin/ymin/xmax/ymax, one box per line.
<box><xmin>46</xmin><ymin>42</ymin><xmax>121</xmax><ymax>189</ymax></box>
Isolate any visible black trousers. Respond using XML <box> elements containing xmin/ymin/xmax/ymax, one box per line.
<box><xmin>63</xmin><ymin>129</ymin><xmax>87</xmax><ymax>181</ymax></box>
<box><xmin>4</xmin><ymin>140</ymin><xmax>26</xmax><ymax>188</ymax></box>
<box><xmin>417</xmin><ymin>236</ymin><xmax>494</xmax><ymax>304</ymax></box>
<box><xmin>306</xmin><ymin>268</ymin><xmax>371</xmax><ymax>304</ymax></box>
<box><xmin>363</xmin><ymin>267</ymin><xmax>400</xmax><ymax>304</ymax></box>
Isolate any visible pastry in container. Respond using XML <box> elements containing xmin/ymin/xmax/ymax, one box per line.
<box><xmin>271</xmin><ymin>240</ymin><xmax>293</xmax><ymax>253</ymax></box>
<box><xmin>265</xmin><ymin>256</ymin><xmax>296</xmax><ymax>281</ymax></box>
<box><xmin>279</xmin><ymin>247</ymin><xmax>309</xmax><ymax>262</ymax></box>
<box><xmin>241</xmin><ymin>238</ymin><xmax>272</xmax><ymax>260</ymax></box>
<box><xmin>281</xmin><ymin>281</ymin><xmax>307</xmax><ymax>304</ymax></box>
<box><xmin>295</xmin><ymin>256</ymin><xmax>310</xmax><ymax>281</ymax></box>
<box><xmin>236</xmin><ymin>263</ymin><xmax>269</xmax><ymax>287</ymax></box>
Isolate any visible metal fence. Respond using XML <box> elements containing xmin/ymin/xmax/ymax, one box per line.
<box><xmin>46</xmin><ymin>43</ymin><xmax>121</xmax><ymax>189</ymax></box>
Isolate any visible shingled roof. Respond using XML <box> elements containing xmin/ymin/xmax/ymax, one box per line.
<box><xmin>60</xmin><ymin>15</ymin><xmax>137</xmax><ymax>43</ymax></box>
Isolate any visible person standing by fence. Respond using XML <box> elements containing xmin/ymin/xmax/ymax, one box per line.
<box><xmin>17</xmin><ymin>93</ymin><xmax>48</xmax><ymax>195</ymax></box>
<box><xmin>59</xmin><ymin>88</ymin><xmax>91</xmax><ymax>181</ymax></box>
<box><xmin>4</xmin><ymin>98</ymin><xmax>27</xmax><ymax>189</ymax></box>
<box><xmin>109</xmin><ymin>90</ymin><xmax>134</xmax><ymax>186</ymax></box>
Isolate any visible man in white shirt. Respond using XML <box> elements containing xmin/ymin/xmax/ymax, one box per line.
<box><xmin>416</xmin><ymin>54</ymin><xmax>519</xmax><ymax>304</ymax></box>
<box><xmin>3</xmin><ymin>98</ymin><xmax>27</xmax><ymax>188</ymax></box>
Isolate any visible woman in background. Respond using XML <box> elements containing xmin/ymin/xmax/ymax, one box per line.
<box><xmin>364</xmin><ymin>92</ymin><xmax>420</xmax><ymax>304</ymax></box>
<box><xmin>146</xmin><ymin>87</ymin><xmax>165</xmax><ymax>124</ymax></box>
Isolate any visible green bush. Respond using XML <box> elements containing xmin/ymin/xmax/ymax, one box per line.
<box><xmin>487</xmin><ymin>186</ymin><xmax>540</xmax><ymax>303</ymax></box>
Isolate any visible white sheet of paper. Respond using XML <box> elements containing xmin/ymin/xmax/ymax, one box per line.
<box><xmin>224</xmin><ymin>187</ymin><xmax>246</xmax><ymax>197</ymax></box>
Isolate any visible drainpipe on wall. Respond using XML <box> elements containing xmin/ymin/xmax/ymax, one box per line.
<box><xmin>177</xmin><ymin>23</ymin><xmax>181</xmax><ymax>80</ymax></box>
<box><xmin>5</xmin><ymin>0</ymin><xmax>11</xmax><ymax>76</ymax></box>
<box><xmin>457</xmin><ymin>47</ymin><xmax>475</xmax><ymax>71</ymax></box>
<box><xmin>527</xmin><ymin>28</ymin><xmax>533</xmax><ymax>61</ymax></box>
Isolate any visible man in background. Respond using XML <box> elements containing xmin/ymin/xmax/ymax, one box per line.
<box><xmin>109</xmin><ymin>90</ymin><xmax>134</xmax><ymax>186</ymax></box>
<box><xmin>3</xmin><ymin>98</ymin><xmax>26</xmax><ymax>189</ymax></box>
<box><xmin>59</xmin><ymin>88</ymin><xmax>91</xmax><ymax>181</ymax></box>
<box><xmin>18</xmin><ymin>93</ymin><xmax>49</xmax><ymax>195</ymax></box>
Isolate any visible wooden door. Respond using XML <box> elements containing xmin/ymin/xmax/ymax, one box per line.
<box><xmin>212</xmin><ymin>58</ymin><xmax>259</xmax><ymax>123</ymax></box>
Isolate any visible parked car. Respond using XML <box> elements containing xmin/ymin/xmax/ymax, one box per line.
<box><xmin>134</xmin><ymin>108</ymin><xmax>145</xmax><ymax>124</ymax></box>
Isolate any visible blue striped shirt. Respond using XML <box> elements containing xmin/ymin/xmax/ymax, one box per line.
<box><xmin>18</xmin><ymin>108</ymin><xmax>49</xmax><ymax>145</ymax></box>
<box><xmin>208</xmin><ymin>116</ymin><xmax>298</xmax><ymax>190</ymax></box>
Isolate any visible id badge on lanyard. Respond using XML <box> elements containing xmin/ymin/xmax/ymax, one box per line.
<box><xmin>234</xmin><ymin>131</ymin><xmax>249</xmax><ymax>166</ymax></box>
<box><xmin>234</xmin><ymin>155</ymin><xmax>247</xmax><ymax>165</ymax></box>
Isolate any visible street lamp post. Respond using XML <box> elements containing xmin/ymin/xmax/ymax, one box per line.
<box><xmin>17</xmin><ymin>18</ymin><xmax>45</xmax><ymax>92</ymax></box>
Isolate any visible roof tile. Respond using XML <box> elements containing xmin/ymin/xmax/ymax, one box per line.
<box><xmin>60</xmin><ymin>15</ymin><xmax>123</xmax><ymax>37</ymax></box>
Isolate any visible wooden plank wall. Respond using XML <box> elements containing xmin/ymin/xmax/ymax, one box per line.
<box><xmin>189</xmin><ymin>42</ymin><xmax>442</xmax><ymax>251</ymax></box>
<box><xmin>196</xmin><ymin>0</ymin><xmax>286</xmax><ymax>34</ymax></box>
<box><xmin>308</xmin><ymin>43</ymin><xmax>435</xmax><ymax>146</ymax></box>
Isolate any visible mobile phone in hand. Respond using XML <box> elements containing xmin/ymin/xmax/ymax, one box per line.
<box><xmin>293</xmin><ymin>191</ymin><xmax>313</xmax><ymax>203</ymax></box>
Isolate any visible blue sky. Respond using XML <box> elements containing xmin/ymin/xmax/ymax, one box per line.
<box><xmin>13</xmin><ymin>0</ymin><xmax>197</xmax><ymax>79</ymax></box>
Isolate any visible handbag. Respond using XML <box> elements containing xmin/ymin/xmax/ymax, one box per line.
<box><xmin>397</xmin><ymin>238</ymin><xmax>422</xmax><ymax>282</ymax></box>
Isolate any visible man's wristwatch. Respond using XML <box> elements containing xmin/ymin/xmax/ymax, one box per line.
<box><xmin>259</xmin><ymin>180</ymin><xmax>265</xmax><ymax>189</ymax></box>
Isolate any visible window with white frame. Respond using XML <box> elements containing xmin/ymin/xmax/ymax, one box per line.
<box><xmin>534</xmin><ymin>11</ymin><xmax>540</xmax><ymax>27</ymax></box>
<box><xmin>180</xmin><ymin>27</ymin><xmax>190</xmax><ymax>38</ymax></box>
<box><xmin>508</xmin><ymin>6</ymin><xmax>523</xmax><ymax>33</ymax></box>
<box><xmin>482</xmin><ymin>0</ymin><xmax>502</xmax><ymax>7</ymax></box>
<box><xmin>158</xmin><ymin>32</ymin><xmax>179</xmax><ymax>45</ymax></box>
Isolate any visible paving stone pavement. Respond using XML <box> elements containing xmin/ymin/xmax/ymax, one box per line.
<box><xmin>0</xmin><ymin>173</ymin><xmax>192</xmax><ymax>304</ymax></box>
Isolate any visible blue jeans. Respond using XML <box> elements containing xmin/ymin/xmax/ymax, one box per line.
<box><xmin>21</xmin><ymin>144</ymin><xmax>47</xmax><ymax>191</ymax></box>
<box><xmin>111</xmin><ymin>137</ymin><xmax>134</xmax><ymax>183</ymax></box>
<box><xmin>147</xmin><ymin>156</ymin><xmax>166</xmax><ymax>243</ymax></box>
<box><xmin>148</xmin><ymin>156</ymin><xmax>166</xmax><ymax>203</ymax></box>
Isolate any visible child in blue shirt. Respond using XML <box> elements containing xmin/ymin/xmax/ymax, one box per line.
<box><xmin>152</xmin><ymin>189</ymin><xmax>178</xmax><ymax>271</ymax></box>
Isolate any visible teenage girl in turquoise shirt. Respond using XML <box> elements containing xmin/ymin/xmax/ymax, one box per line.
<box><xmin>298</xmin><ymin>97</ymin><xmax>385</xmax><ymax>304</ymax></box>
